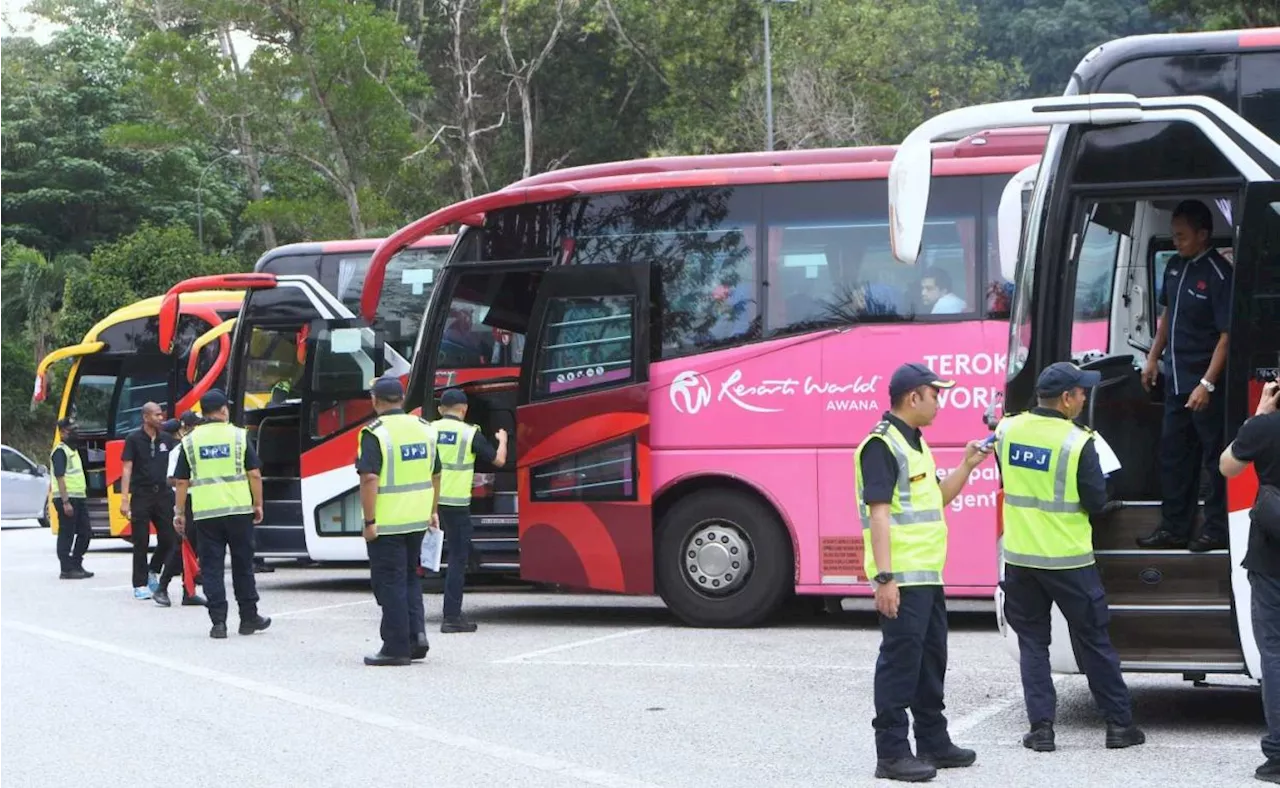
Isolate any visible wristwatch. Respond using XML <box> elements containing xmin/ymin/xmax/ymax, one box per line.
<box><xmin>363</xmin><ymin>518</ymin><xmax>376</xmax><ymax>527</ymax></box>
<box><xmin>873</xmin><ymin>572</ymin><xmax>896</xmax><ymax>585</ymax></box>
<box><xmin>1199</xmin><ymin>378</ymin><xmax>1216</xmax><ymax>393</ymax></box>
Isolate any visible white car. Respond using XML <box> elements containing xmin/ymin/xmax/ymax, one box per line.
<box><xmin>1</xmin><ymin>444</ymin><xmax>51</xmax><ymax>527</ymax></box>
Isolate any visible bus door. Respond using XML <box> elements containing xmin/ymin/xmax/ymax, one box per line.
<box><xmin>1226</xmin><ymin>182</ymin><xmax>1280</xmax><ymax>680</ymax></box>
<box><xmin>515</xmin><ymin>262</ymin><xmax>654</xmax><ymax>594</ymax></box>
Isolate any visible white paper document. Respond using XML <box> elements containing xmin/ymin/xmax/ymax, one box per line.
<box><xmin>420</xmin><ymin>527</ymin><xmax>444</xmax><ymax>572</ymax></box>
<box><xmin>1092</xmin><ymin>431</ymin><xmax>1122</xmax><ymax>476</ymax></box>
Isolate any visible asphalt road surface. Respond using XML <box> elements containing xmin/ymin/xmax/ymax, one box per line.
<box><xmin>0</xmin><ymin>523</ymin><xmax>1266</xmax><ymax>787</ymax></box>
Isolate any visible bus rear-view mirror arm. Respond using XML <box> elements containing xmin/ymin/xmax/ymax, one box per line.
<box><xmin>158</xmin><ymin>273</ymin><xmax>278</xmax><ymax>354</ymax></box>
<box><xmin>888</xmin><ymin>93</ymin><xmax>1147</xmax><ymax>266</ymax></box>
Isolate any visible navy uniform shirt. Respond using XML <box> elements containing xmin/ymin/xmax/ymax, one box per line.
<box><xmin>1233</xmin><ymin>412</ymin><xmax>1280</xmax><ymax>577</ymax></box>
<box><xmin>1158</xmin><ymin>248</ymin><xmax>1232</xmax><ymax>396</ymax></box>
<box><xmin>355</xmin><ymin>409</ymin><xmax>443</xmax><ymax>477</ymax></box>
<box><xmin>859</xmin><ymin>412</ymin><xmax>929</xmax><ymax>505</ymax></box>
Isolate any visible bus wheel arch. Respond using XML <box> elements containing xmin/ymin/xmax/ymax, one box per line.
<box><xmin>653</xmin><ymin>475</ymin><xmax>797</xmax><ymax>628</ymax></box>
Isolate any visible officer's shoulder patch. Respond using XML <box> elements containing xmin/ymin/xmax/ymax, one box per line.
<box><xmin>366</xmin><ymin>418</ymin><xmax>383</xmax><ymax>431</ymax></box>
<box><xmin>418</xmin><ymin>416</ymin><xmax>433</xmax><ymax>427</ymax></box>
<box><xmin>871</xmin><ymin>420</ymin><xmax>891</xmax><ymax>435</ymax></box>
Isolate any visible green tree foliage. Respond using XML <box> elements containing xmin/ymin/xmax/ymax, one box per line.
<box><xmin>58</xmin><ymin>224</ymin><xmax>247</xmax><ymax>346</ymax></box>
<box><xmin>974</xmin><ymin>0</ymin><xmax>1175</xmax><ymax>98</ymax></box>
<box><xmin>1149</xmin><ymin>0</ymin><xmax>1279</xmax><ymax>30</ymax></box>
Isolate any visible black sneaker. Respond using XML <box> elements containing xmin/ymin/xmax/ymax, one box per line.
<box><xmin>1256</xmin><ymin>756</ymin><xmax>1280</xmax><ymax>783</ymax></box>
<box><xmin>1105</xmin><ymin>723</ymin><xmax>1146</xmax><ymax>749</ymax></box>
<box><xmin>239</xmin><ymin>615</ymin><xmax>272</xmax><ymax>635</ymax></box>
<box><xmin>153</xmin><ymin>590</ymin><xmax>172</xmax><ymax>608</ymax></box>
<box><xmin>182</xmin><ymin>593</ymin><xmax>207</xmax><ymax>607</ymax></box>
<box><xmin>210</xmin><ymin>623</ymin><xmax>228</xmax><ymax>639</ymax></box>
<box><xmin>1023</xmin><ymin>721</ymin><xmax>1056</xmax><ymax>752</ymax></box>
<box><xmin>441</xmin><ymin>617</ymin><xmax>478</xmax><ymax>633</ymax></box>
<box><xmin>873</xmin><ymin>756</ymin><xmax>937</xmax><ymax>782</ymax></box>
<box><xmin>59</xmin><ymin>569</ymin><xmax>92</xmax><ymax>580</ymax></box>
<box><xmin>411</xmin><ymin>633</ymin><xmax>430</xmax><ymax>661</ymax></box>
<box><xmin>919</xmin><ymin>743</ymin><xmax>976</xmax><ymax>768</ymax></box>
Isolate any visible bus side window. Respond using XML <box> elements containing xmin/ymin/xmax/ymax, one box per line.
<box><xmin>532</xmin><ymin>295</ymin><xmax>635</xmax><ymax>399</ymax></box>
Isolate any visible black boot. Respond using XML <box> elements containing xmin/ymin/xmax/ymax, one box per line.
<box><xmin>153</xmin><ymin>589</ymin><xmax>172</xmax><ymax>607</ymax></box>
<box><xmin>1256</xmin><ymin>756</ymin><xmax>1280</xmax><ymax>783</ymax></box>
<box><xmin>873</xmin><ymin>756</ymin><xmax>937</xmax><ymax>782</ymax></box>
<box><xmin>1105</xmin><ymin>722</ymin><xmax>1146</xmax><ymax>749</ymax></box>
<box><xmin>1022</xmin><ymin>721</ymin><xmax>1056</xmax><ymax>752</ymax></box>
<box><xmin>441</xmin><ymin>616</ymin><xmax>478</xmax><ymax>633</ymax></box>
<box><xmin>210</xmin><ymin>623</ymin><xmax>228</xmax><ymax>639</ymax></box>
<box><xmin>182</xmin><ymin>592</ymin><xmax>207</xmax><ymax>606</ymax></box>
<box><xmin>411</xmin><ymin>632</ymin><xmax>430</xmax><ymax>661</ymax></box>
<box><xmin>919</xmin><ymin>743</ymin><xmax>975</xmax><ymax>768</ymax></box>
<box><xmin>364</xmin><ymin>651</ymin><xmax>412</xmax><ymax>666</ymax></box>
<box><xmin>1136</xmin><ymin>529</ymin><xmax>1188</xmax><ymax>549</ymax></box>
<box><xmin>239</xmin><ymin>615</ymin><xmax>272</xmax><ymax>635</ymax></box>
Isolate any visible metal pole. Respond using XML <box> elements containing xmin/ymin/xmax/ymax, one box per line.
<box><xmin>763</xmin><ymin>0</ymin><xmax>774</xmax><ymax>152</ymax></box>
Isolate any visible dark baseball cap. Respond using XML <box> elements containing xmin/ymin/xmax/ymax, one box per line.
<box><xmin>199</xmin><ymin>389</ymin><xmax>228</xmax><ymax>412</ymax></box>
<box><xmin>1036</xmin><ymin>362</ymin><xmax>1101</xmax><ymax>398</ymax></box>
<box><xmin>889</xmin><ymin>363</ymin><xmax>956</xmax><ymax>401</ymax></box>
<box><xmin>57</xmin><ymin>417</ymin><xmax>76</xmax><ymax>429</ymax></box>
<box><xmin>439</xmin><ymin>388</ymin><xmax>467</xmax><ymax>407</ymax></box>
<box><xmin>160</xmin><ymin>418</ymin><xmax>181</xmax><ymax>434</ymax></box>
<box><xmin>371</xmin><ymin>376</ymin><xmax>405</xmax><ymax>400</ymax></box>
<box><xmin>180</xmin><ymin>410</ymin><xmax>203</xmax><ymax>428</ymax></box>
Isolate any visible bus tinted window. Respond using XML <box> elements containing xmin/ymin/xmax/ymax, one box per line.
<box><xmin>533</xmin><ymin>295</ymin><xmax>635</xmax><ymax>398</ymax></box>
<box><xmin>570</xmin><ymin>189</ymin><xmax>761</xmax><ymax>359</ymax></box>
<box><xmin>763</xmin><ymin>176</ymin><xmax>982</xmax><ymax>336</ymax></box>
<box><xmin>116</xmin><ymin>371</ymin><xmax>169</xmax><ymax>432</ymax></box>
<box><xmin>70</xmin><ymin>373</ymin><xmax>116</xmax><ymax>434</ymax></box>
<box><xmin>437</xmin><ymin>270</ymin><xmax>540</xmax><ymax>371</ymax></box>
<box><xmin>1097</xmin><ymin>54</ymin><xmax>1238</xmax><ymax>107</ymax></box>
<box><xmin>1242</xmin><ymin>52</ymin><xmax>1280</xmax><ymax>142</ymax></box>
<box><xmin>325</xmin><ymin>248</ymin><xmax>447</xmax><ymax>361</ymax></box>
<box><xmin>242</xmin><ymin>327</ymin><xmax>306</xmax><ymax>412</ymax></box>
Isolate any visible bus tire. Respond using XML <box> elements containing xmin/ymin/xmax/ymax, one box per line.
<box><xmin>38</xmin><ymin>517</ymin><xmax>50</xmax><ymax>529</ymax></box>
<box><xmin>655</xmin><ymin>489</ymin><xmax>792</xmax><ymax>628</ymax></box>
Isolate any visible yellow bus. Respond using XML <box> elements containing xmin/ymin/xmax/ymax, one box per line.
<box><xmin>36</xmin><ymin>291</ymin><xmax>244</xmax><ymax>538</ymax></box>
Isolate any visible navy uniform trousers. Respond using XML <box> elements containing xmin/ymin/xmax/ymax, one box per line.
<box><xmin>873</xmin><ymin>585</ymin><xmax>954</xmax><ymax>759</ymax></box>
<box><xmin>1001</xmin><ymin>563</ymin><xmax>1133</xmax><ymax>726</ymax></box>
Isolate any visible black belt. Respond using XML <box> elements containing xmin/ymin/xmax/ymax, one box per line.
<box><xmin>131</xmin><ymin>484</ymin><xmax>166</xmax><ymax>494</ymax></box>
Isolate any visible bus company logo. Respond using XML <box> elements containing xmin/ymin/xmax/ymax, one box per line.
<box><xmin>669</xmin><ymin>368</ymin><xmax>882</xmax><ymax>415</ymax></box>
<box><xmin>670</xmin><ymin>370</ymin><xmax>712</xmax><ymax>415</ymax></box>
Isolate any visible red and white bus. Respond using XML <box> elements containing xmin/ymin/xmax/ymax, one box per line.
<box><xmin>159</xmin><ymin>235</ymin><xmax>455</xmax><ymax>560</ymax></box>
<box><xmin>887</xmin><ymin>27</ymin><xmax>1280</xmax><ymax>679</ymax></box>
<box><xmin>358</xmin><ymin>138</ymin><xmax>1059</xmax><ymax>627</ymax></box>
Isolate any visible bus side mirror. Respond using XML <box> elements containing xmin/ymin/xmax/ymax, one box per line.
<box><xmin>983</xmin><ymin>393</ymin><xmax>1003</xmax><ymax>430</ymax></box>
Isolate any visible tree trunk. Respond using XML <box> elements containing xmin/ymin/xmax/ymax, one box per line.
<box><xmin>218</xmin><ymin>28</ymin><xmax>277</xmax><ymax>248</ymax></box>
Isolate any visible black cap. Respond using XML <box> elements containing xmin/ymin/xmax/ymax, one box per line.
<box><xmin>1035</xmin><ymin>362</ymin><xmax>1101</xmax><ymax>398</ymax></box>
<box><xmin>371</xmin><ymin>376</ymin><xmax>405</xmax><ymax>400</ymax></box>
<box><xmin>180</xmin><ymin>411</ymin><xmax>202</xmax><ymax>428</ymax></box>
<box><xmin>57</xmin><ymin>417</ymin><xmax>76</xmax><ymax>430</ymax></box>
<box><xmin>160</xmin><ymin>418</ymin><xmax>181</xmax><ymax>434</ymax></box>
<box><xmin>889</xmin><ymin>363</ymin><xmax>956</xmax><ymax>401</ymax></box>
<box><xmin>439</xmin><ymin>388</ymin><xmax>467</xmax><ymax>407</ymax></box>
<box><xmin>200</xmin><ymin>389</ymin><xmax>229</xmax><ymax>412</ymax></box>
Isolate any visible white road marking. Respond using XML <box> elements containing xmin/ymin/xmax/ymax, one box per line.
<box><xmin>6</xmin><ymin>621</ymin><xmax>665</xmax><ymax>788</ymax></box>
<box><xmin>503</xmin><ymin>659</ymin><xmax>876</xmax><ymax>672</ymax></box>
<box><xmin>271</xmin><ymin>599</ymin><xmax>375</xmax><ymax>618</ymax></box>
<box><xmin>950</xmin><ymin>675</ymin><xmax>1069</xmax><ymax>736</ymax></box>
<box><xmin>492</xmin><ymin>627</ymin><xmax>662</xmax><ymax>664</ymax></box>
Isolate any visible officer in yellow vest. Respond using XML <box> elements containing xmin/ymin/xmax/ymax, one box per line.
<box><xmin>51</xmin><ymin>418</ymin><xmax>94</xmax><ymax>579</ymax></box>
<box><xmin>356</xmin><ymin>376</ymin><xmax>441</xmax><ymax>666</ymax></box>
<box><xmin>857</xmin><ymin>363</ymin><xmax>992</xmax><ymax>783</ymax></box>
<box><xmin>997</xmin><ymin>362</ymin><xmax>1144</xmax><ymax>752</ymax></box>
<box><xmin>434</xmin><ymin>388</ymin><xmax>507</xmax><ymax>633</ymax></box>
<box><xmin>172</xmin><ymin>390</ymin><xmax>271</xmax><ymax>640</ymax></box>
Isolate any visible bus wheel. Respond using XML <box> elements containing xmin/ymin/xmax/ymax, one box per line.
<box><xmin>38</xmin><ymin>517</ymin><xmax>50</xmax><ymax>529</ymax></box>
<box><xmin>656</xmin><ymin>489</ymin><xmax>791</xmax><ymax>628</ymax></box>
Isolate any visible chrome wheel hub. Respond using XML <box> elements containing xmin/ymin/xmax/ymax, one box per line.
<box><xmin>682</xmin><ymin>522</ymin><xmax>752</xmax><ymax>596</ymax></box>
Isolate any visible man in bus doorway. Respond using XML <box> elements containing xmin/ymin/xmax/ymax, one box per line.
<box><xmin>172</xmin><ymin>390</ymin><xmax>271</xmax><ymax>640</ymax></box>
<box><xmin>1218</xmin><ymin>380</ymin><xmax>1280</xmax><ymax>784</ymax></box>
<box><xmin>120</xmin><ymin>402</ymin><xmax>180</xmax><ymax>600</ymax></box>
<box><xmin>1139</xmin><ymin>199</ymin><xmax>1232</xmax><ymax>553</ymax></box>
<box><xmin>434</xmin><ymin>388</ymin><xmax>507</xmax><ymax>634</ymax></box>
<box><xmin>997</xmin><ymin>362</ymin><xmax>1145</xmax><ymax>754</ymax></box>
<box><xmin>51</xmin><ymin>418</ymin><xmax>93</xmax><ymax>579</ymax></box>
<box><xmin>857</xmin><ymin>362</ymin><xmax>993</xmax><ymax>783</ymax></box>
<box><xmin>356</xmin><ymin>376</ymin><xmax>440</xmax><ymax>665</ymax></box>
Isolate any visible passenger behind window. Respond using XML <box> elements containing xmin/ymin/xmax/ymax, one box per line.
<box><xmin>920</xmin><ymin>267</ymin><xmax>967</xmax><ymax>315</ymax></box>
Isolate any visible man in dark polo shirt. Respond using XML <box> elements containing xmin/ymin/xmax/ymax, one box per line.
<box><xmin>1219</xmin><ymin>380</ymin><xmax>1280</xmax><ymax>784</ymax></box>
<box><xmin>120</xmin><ymin>402</ymin><xmax>181</xmax><ymax>600</ymax></box>
<box><xmin>1138</xmin><ymin>199</ymin><xmax>1233</xmax><ymax>552</ymax></box>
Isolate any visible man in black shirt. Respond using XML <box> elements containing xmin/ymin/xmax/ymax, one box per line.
<box><xmin>1220</xmin><ymin>380</ymin><xmax>1280</xmax><ymax>784</ymax></box>
<box><xmin>121</xmin><ymin>402</ymin><xmax>181</xmax><ymax>600</ymax></box>
<box><xmin>1139</xmin><ymin>200</ymin><xmax>1233</xmax><ymax>552</ymax></box>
